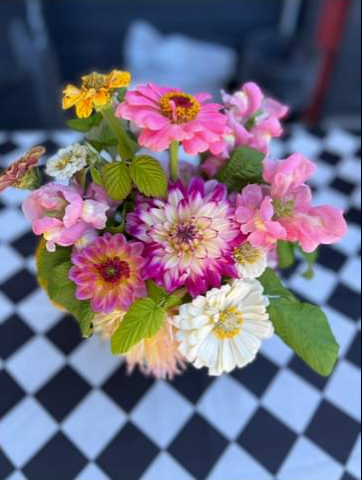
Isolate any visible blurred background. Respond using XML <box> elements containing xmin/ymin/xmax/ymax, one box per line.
<box><xmin>0</xmin><ymin>0</ymin><xmax>361</xmax><ymax>130</ymax></box>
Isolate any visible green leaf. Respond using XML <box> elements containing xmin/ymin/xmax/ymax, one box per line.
<box><xmin>102</xmin><ymin>162</ymin><xmax>132</xmax><ymax>201</ymax></box>
<box><xmin>216</xmin><ymin>146</ymin><xmax>265</xmax><ymax>192</ymax></box>
<box><xmin>111</xmin><ymin>298</ymin><xmax>166</xmax><ymax>354</ymax></box>
<box><xmin>278</xmin><ymin>241</ymin><xmax>296</xmax><ymax>269</ymax></box>
<box><xmin>298</xmin><ymin>247</ymin><xmax>319</xmax><ymax>279</ymax></box>
<box><xmin>146</xmin><ymin>280</ymin><xmax>185</xmax><ymax>309</ymax></box>
<box><xmin>90</xmin><ymin>166</ymin><xmax>104</xmax><ymax>186</ymax></box>
<box><xmin>36</xmin><ymin>240</ymin><xmax>72</xmax><ymax>289</ymax></box>
<box><xmin>259</xmin><ymin>268</ymin><xmax>297</xmax><ymax>301</ymax></box>
<box><xmin>67</xmin><ymin>113</ymin><xmax>102</xmax><ymax>133</ymax></box>
<box><xmin>269</xmin><ymin>298</ymin><xmax>339</xmax><ymax>376</ymax></box>
<box><xmin>47</xmin><ymin>262</ymin><xmax>93</xmax><ymax>338</ymax></box>
<box><xmin>130</xmin><ymin>156</ymin><xmax>167</xmax><ymax>198</ymax></box>
<box><xmin>117</xmin><ymin>87</ymin><xmax>128</xmax><ymax>103</ymax></box>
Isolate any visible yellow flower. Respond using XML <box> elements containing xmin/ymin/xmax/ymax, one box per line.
<box><xmin>62</xmin><ymin>70</ymin><xmax>131</xmax><ymax>119</ymax></box>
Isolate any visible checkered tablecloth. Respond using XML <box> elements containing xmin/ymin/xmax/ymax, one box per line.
<box><xmin>0</xmin><ymin>126</ymin><xmax>361</xmax><ymax>480</ymax></box>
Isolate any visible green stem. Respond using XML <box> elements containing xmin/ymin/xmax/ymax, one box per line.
<box><xmin>170</xmin><ymin>141</ymin><xmax>180</xmax><ymax>182</ymax></box>
<box><xmin>100</xmin><ymin>105</ymin><xmax>134</xmax><ymax>161</ymax></box>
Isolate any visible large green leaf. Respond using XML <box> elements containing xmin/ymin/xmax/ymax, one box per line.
<box><xmin>146</xmin><ymin>280</ymin><xmax>185</xmax><ymax>310</ymax></box>
<box><xmin>111</xmin><ymin>298</ymin><xmax>166</xmax><ymax>354</ymax></box>
<box><xmin>102</xmin><ymin>162</ymin><xmax>132</xmax><ymax>201</ymax></box>
<box><xmin>277</xmin><ymin>241</ymin><xmax>296</xmax><ymax>269</ymax></box>
<box><xmin>67</xmin><ymin>113</ymin><xmax>103</xmax><ymax>133</ymax></box>
<box><xmin>36</xmin><ymin>240</ymin><xmax>72</xmax><ymax>289</ymax></box>
<box><xmin>269</xmin><ymin>298</ymin><xmax>339</xmax><ymax>376</ymax></box>
<box><xmin>130</xmin><ymin>156</ymin><xmax>167</xmax><ymax>198</ymax></box>
<box><xmin>216</xmin><ymin>146</ymin><xmax>265</xmax><ymax>192</ymax></box>
<box><xmin>47</xmin><ymin>262</ymin><xmax>93</xmax><ymax>338</ymax></box>
<box><xmin>259</xmin><ymin>268</ymin><xmax>297</xmax><ymax>301</ymax></box>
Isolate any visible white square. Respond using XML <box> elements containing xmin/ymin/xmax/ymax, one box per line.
<box><xmin>313</xmin><ymin>188</ymin><xmax>350</xmax><ymax>212</ymax></box>
<box><xmin>62</xmin><ymin>390</ymin><xmax>126</xmax><ymax>460</ymax></box>
<box><xmin>76</xmin><ymin>463</ymin><xmax>111</xmax><ymax>480</ymax></box>
<box><xmin>131</xmin><ymin>382</ymin><xmax>193</xmax><ymax>449</ymax></box>
<box><xmin>352</xmin><ymin>186</ymin><xmax>361</xmax><ymax>209</ymax></box>
<box><xmin>287</xmin><ymin>131</ymin><xmax>323</xmax><ymax>158</ymax></box>
<box><xmin>334</xmin><ymin>224</ymin><xmax>361</xmax><ymax>256</ymax></box>
<box><xmin>198</xmin><ymin>376</ymin><xmax>258</xmax><ymax>440</ymax></box>
<box><xmin>0</xmin><ymin>189</ymin><xmax>29</xmax><ymax>208</ymax></box>
<box><xmin>6</xmin><ymin>337</ymin><xmax>64</xmax><ymax>393</ymax></box>
<box><xmin>0</xmin><ymin>291</ymin><xmax>15</xmax><ymax>324</ymax></box>
<box><xmin>261</xmin><ymin>335</ymin><xmax>294</xmax><ymax>367</ymax></box>
<box><xmin>70</xmin><ymin>336</ymin><xmax>120</xmax><ymax>387</ymax></box>
<box><xmin>0</xmin><ymin>397</ymin><xmax>57</xmax><ymax>468</ymax></box>
<box><xmin>0</xmin><ymin>209</ymin><xmax>30</xmax><ymax>243</ymax></box>
<box><xmin>142</xmin><ymin>452</ymin><xmax>195</xmax><ymax>480</ymax></box>
<box><xmin>269</xmin><ymin>140</ymin><xmax>288</xmax><ymax>160</ymax></box>
<box><xmin>289</xmin><ymin>264</ymin><xmax>336</xmax><ymax>305</ymax></box>
<box><xmin>12</xmin><ymin>131</ymin><xmax>47</xmax><ymax>149</ymax></box>
<box><xmin>326</xmin><ymin>360</ymin><xmax>361</xmax><ymax>422</ymax></box>
<box><xmin>0</xmin><ymin>245</ymin><xmax>23</xmax><ymax>283</ymax></box>
<box><xmin>347</xmin><ymin>435</ymin><xmax>361</xmax><ymax>479</ymax></box>
<box><xmin>324</xmin><ymin>128</ymin><xmax>360</xmax><ymax>156</ymax></box>
<box><xmin>278</xmin><ymin>437</ymin><xmax>343</xmax><ymax>480</ymax></box>
<box><xmin>17</xmin><ymin>289</ymin><xmax>63</xmax><ymax>333</ymax></box>
<box><xmin>309</xmin><ymin>162</ymin><xmax>335</xmax><ymax>188</ymax></box>
<box><xmin>323</xmin><ymin>306</ymin><xmax>358</xmax><ymax>356</ymax></box>
<box><xmin>51</xmin><ymin>130</ymin><xmax>83</xmax><ymax>147</ymax></box>
<box><xmin>262</xmin><ymin>370</ymin><xmax>320</xmax><ymax>434</ymax></box>
<box><xmin>340</xmin><ymin>257</ymin><xmax>361</xmax><ymax>293</ymax></box>
<box><xmin>5</xmin><ymin>471</ymin><xmax>28</xmax><ymax>480</ymax></box>
<box><xmin>337</xmin><ymin>156</ymin><xmax>362</xmax><ymax>184</ymax></box>
<box><xmin>208</xmin><ymin>444</ymin><xmax>272</xmax><ymax>480</ymax></box>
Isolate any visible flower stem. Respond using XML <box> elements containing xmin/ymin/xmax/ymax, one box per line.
<box><xmin>170</xmin><ymin>142</ymin><xmax>180</xmax><ymax>182</ymax></box>
<box><xmin>100</xmin><ymin>105</ymin><xmax>134</xmax><ymax>161</ymax></box>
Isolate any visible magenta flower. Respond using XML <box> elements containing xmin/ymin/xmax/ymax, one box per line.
<box><xmin>127</xmin><ymin>179</ymin><xmax>241</xmax><ymax>297</ymax></box>
<box><xmin>22</xmin><ymin>184</ymin><xmax>109</xmax><ymax>252</ymax></box>
<box><xmin>116</xmin><ymin>84</ymin><xmax>227</xmax><ymax>155</ymax></box>
<box><xmin>70</xmin><ymin>233</ymin><xmax>147</xmax><ymax>314</ymax></box>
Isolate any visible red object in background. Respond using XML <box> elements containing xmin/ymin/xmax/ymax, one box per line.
<box><xmin>305</xmin><ymin>0</ymin><xmax>352</xmax><ymax>123</ymax></box>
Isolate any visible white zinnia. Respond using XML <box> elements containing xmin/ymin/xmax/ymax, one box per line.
<box><xmin>46</xmin><ymin>143</ymin><xmax>88</xmax><ymax>181</ymax></box>
<box><xmin>233</xmin><ymin>242</ymin><xmax>268</xmax><ymax>279</ymax></box>
<box><xmin>174</xmin><ymin>279</ymin><xmax>273</xmax><ymax>376</ymax></box>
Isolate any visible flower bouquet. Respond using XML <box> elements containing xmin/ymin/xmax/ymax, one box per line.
<box><xmin>0</xmin><ymin>71</ymin><xmax>347</xmax><ymax>379</ymax></box>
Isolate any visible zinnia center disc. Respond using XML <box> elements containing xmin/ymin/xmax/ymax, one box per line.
<box><xmin>160</xmin><ymin>92</ymin><xmax>201</xmax><ymax>123</ymax></box>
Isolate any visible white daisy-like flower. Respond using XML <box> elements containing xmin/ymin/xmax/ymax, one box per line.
<box><xmin>46</xmin><ymin>143</ymin><xmax>88</xmax><ymax>181</ymax></box>
<box><xmin>174</xmin><ymin>279</ymin><xmax>273</xmax><ymax>376</ymax></box>
<box><xmin>233</xmin><ymin>242</ymin><xmax>268</xmax><ymax>279</ymax></box>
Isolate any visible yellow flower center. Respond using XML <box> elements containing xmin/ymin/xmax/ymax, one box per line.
<box><xmin>168</xmin><ymin>219</ymin><xmax>205</xmax><ymax>254</ymax></box>
<box><xmin>234</xmin><ymin>243</ymin><xmax>263</xmax><ymax>266</ymax></box>
<box><xmin>214</xmin><ymin>307</ymin><xmax>244</xmax><ymax>340</ymax></box>
<box><xmin>82</xmin><ymin>72</ymin><xmax>108</xmax><ymax>91</ymax></box>
<box><xmin>159</xmin><ymin>92</ymin><xmax>201</xmax><ymax>124</ymax></box>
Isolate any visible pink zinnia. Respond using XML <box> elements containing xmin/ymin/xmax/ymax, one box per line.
<box><xmin>127</xmin><ymin>178</ymin><xmax>241</xmax><ymax>297</ymax></box>
<box><xmin>116</xmin><ymin>84</ymin><xmax>227</xmax><ymax>155</ymax></box>
<box><xmin>70</xmin><ymin>233</ymin><xmax>147</xmax><ymax>314</ymax></box>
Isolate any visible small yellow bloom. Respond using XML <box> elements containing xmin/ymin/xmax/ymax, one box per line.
<box><xmin>62</xmin><ymin>70</ymin><xmax>131</xmax><ymax>119</ymax></box>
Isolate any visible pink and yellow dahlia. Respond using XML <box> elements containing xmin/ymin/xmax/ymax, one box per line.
<box><xmin>69</xmin><ymin>233</ymin><xmax>147</xmax><ymax>314</ymax></box>
<box><xmin>116</xmin><ymin>83</ymin><xmax>227</xmax><ymax>155</ymax></box>
<box><xmin>127</xmin><ymin>178</ymin><xmax>241</xmax><ymax>297</ymax></box>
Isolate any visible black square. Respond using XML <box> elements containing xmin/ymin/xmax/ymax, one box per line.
<box><xmin>347</xmin><ymin>332</ymin><xmax>361</xmax><ymax>368</ymax></box>
<box><xmin>102</xmin><ymin>364</ymin><xmax>154</xmax><ymax>413</ymax></box>
<box><xmin>97</xmin><ymin>424</ymin><xmax>159</xmax><ymax>480</ymax></box>
<box><xmin>355</xmin><ymin>147</ymin><xmax>361</xmax><ymax>159</ymax></box>
<box><xmin>280</xmin><ymin>259</ymin><xmax>302</xmax><ymax>280</ymax></box>
<box><xmin>328</xmin><ymin>284</ymin><xmax>361</xmax><ymax>321</ymax></box>
<box><xmin>238</xmin><ymin>408</ymin><xmax>297</xmax><ymax>474</ymax></box>
<box><xmin>346</xmin><ymin>207</ymin><xmax>361</xmax><ymax>226</ymax></box>
<box><xmin>289</xmin><ymin>355</ymin><xmax>330</xmax><ymax>391</ymax></box>
<box><xmin>169</xmin><ymin>414</ymin><xmax>227</xmax><ymax>479</ymax></box>
<box><xmin>0</xmin><ymin>140</ymin><xmax>18</xmax><ymax>155</ymax></box>
<box><xmin>41</xmin><ymin>140</ymin><xmax>60</xmax><ymax>157</ymax></box>
<box><xmin>36</xmin><ymin>366</ymin><xmax>91</xmax><ymax>422</ymax></box>
<box><xmin>341</xmin><ymin>473</ymin><xmax>359</xmax><ymax>480</ymax></box>
<box><xmin>232</xmin><ymin>354</ymin><xmax>279</xmax><ymax>397</ymax></box>
<box><xmin>0</xmin><ymin>448</ymin><xmax>13</xmax><ymax>480</ymax></box>
<box><xmin>1</xmin><ymin>269</ymin><xmax>38</xmax><ymax>303</ymax></box>
<box><xmin>330</xmin><ymin>178</ymin><xmax>356</xmax><ymax>196</ymax></box>
<box><xmin>47</xmin><ymin>315</ymin><xmax>82</xmax><ymax>355</ymax></box>
<box><xmin>319</xmin><ymin>150</ymin><xmax>342</xmax><ymax>166</ymax></box>
<box><xmin>11</xmin><ymin>231</ymin><xmax>39</xmax><ymax>258</ymax></box>
<box><xmin>0</xmin><ymin>314</ymin><xmax>33</xmax><ymax>360</ymax></box>
<box><xmin>23</xmin><ymin>433</ymin><xmax>87</xmax><ymax>480</ymax></box>
<box><xmin>307</xmin><ymin>126</ymin><xmax>327</xmax><ymax>139</ymax></box>
<box><xmin>317</xmin><ymin>246</ymin><xmax>348</xmax><ymax>272</ymax></box>
<box><xmin>306</xmin><ymin>400</ymin><xmax>361</xmax><ymax>464</ymax></box>
<box><xmin>0</xmin><ymin>370</ymin><xmax>25</xmax><ymax>418</ymax></box>
<box><xmin>172</xmin><ymin>366</ymin><xmax>214</xmax><ymax>404</ymax></box>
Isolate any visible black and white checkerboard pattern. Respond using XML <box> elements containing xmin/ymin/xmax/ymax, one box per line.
<box><xmin>0</xmin><ymin>127</ymin><xmax>360</xmax><ymax>480</ymax></box>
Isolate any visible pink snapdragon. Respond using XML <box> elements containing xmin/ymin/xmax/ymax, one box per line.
<box><xmin>235</xmin><ymin>154</ymin><xmax>347</xmax><ymax>252</ymax></box>
<box><xmin>116</xmin><ymin>84</ymin><xmax>227</xmax><ymax>155</ymax></box>
<box><xmin>23</xmin><ymin>183</ymin><xmax>109</xmax><ymax>252</ymax></box>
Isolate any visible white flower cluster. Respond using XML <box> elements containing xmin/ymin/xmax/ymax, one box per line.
<box><xmin>46</xmin><ymin>143</ymin><xmax>89</xmax><ymax>182</ymax></box>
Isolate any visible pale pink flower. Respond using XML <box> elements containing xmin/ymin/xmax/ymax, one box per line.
<box><xmin>222</xmin><ymin>82</ymin><xmax>264</xmax><ymax>120</ymax></box>
<box><xmin>22</xmin><ymin>184</ymin><xmax>109</xmax><ymax>252</ymax></box>
<box><xmin>116</xmin><ymin>83</ymin><xmax>227</xmax><ymax>155</ymax></box>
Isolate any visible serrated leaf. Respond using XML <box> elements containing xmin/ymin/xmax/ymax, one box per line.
<box><xmin>278</xmin><ymin>241</ymin><xmax>296</xmax><ymax>269</ymax></box>
<box><xmin>67</xmin><ymin>113</ymin><xmax>102</xmax><ymax>132</ymax></box>
<box><xmin>36</xmin><ymin>240</ymin><xmax>72</xmax><ymax>290</ymax></box>
<box><xmin>102</xmin><ymin>162</ymin><xmax>132</xmax><ymax>201</ymax></box>
<box><xmin>146</xmin><ymin>280</ymin><xmax>185</xmax><ymax>309</ymax></box>
<box><xmin>111</xmin><ymin>298</ymin><xmax>166</xmax><ymax>354</ymax></box>
<box><xmin>47</xmin><ymin>262</ymin><xmax>93</xmax><ymax>338</ymax></box>
<box><xmin>269</xmin><ymin>298</ymin><xmax>339</xmax><ymax>376</ymax></box>
<box><xmin>90</xmin><ymin>166</ymin><xmax>104</xmax><ymax>186</ymax></box>
<box><xmin>216</xmin><ymin>146</ymin><xmax>265</xmax><ymax>192</ymax></box>
<box><xmin>130</xmin><ymin>156</ymin><xmax>167</xmax><ymax>198</ymax></box>
<box><xmin>259</xmin><ymin>268</ymin><xmax>297</xmax><ymax>301</ymax></box>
